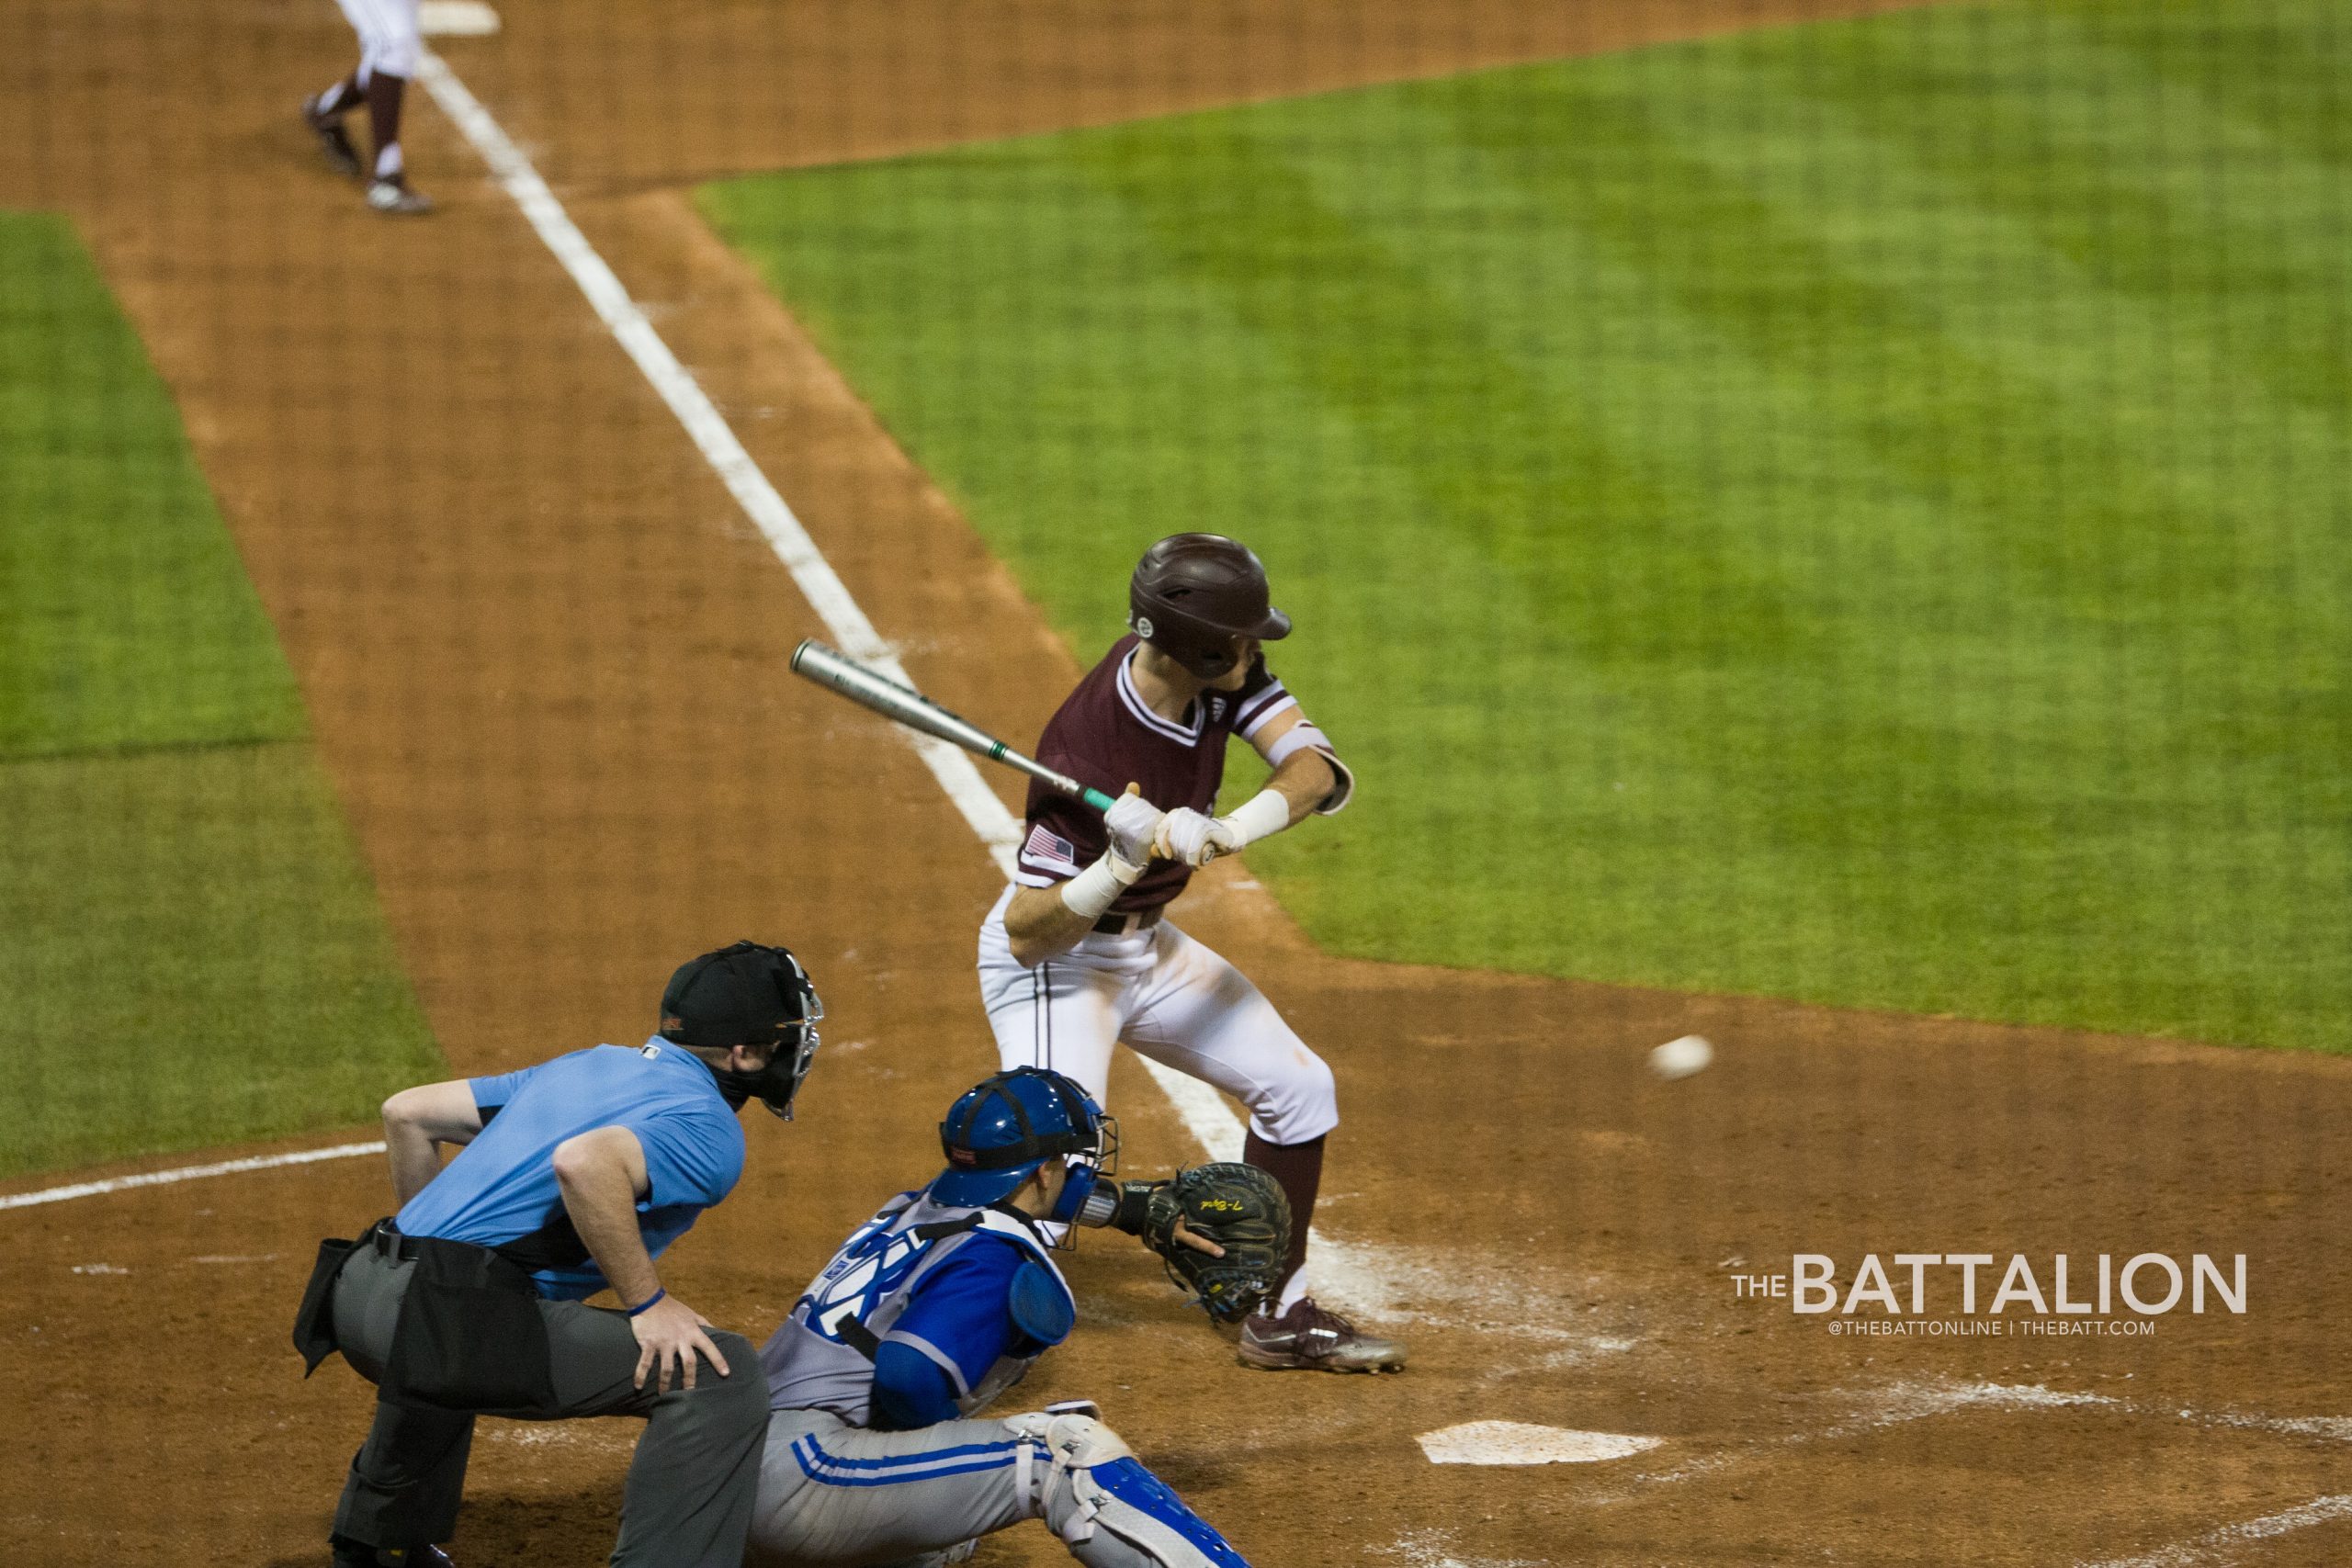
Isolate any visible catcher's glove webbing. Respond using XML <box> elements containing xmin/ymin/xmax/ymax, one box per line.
<box><xmin>1109</xmin><ymin>1162</ymin><xmax>1292</xmax><ymax>1323</ymax></box>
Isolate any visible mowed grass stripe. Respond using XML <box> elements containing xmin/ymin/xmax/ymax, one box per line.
<box><xmin>0</xmin><ymin>214</ymin><xmax>306</xmax><ymax>761</ymax></box>
<box><xmin>1193</xmin><ymin>46</ymin><xmax>2349</xmax><ymax>1043</ymax></box>
<box><xmin>1416</xmin><ymin>34</ymin><xmax>2347</xmax><ymax>1042</ymax></box>
<box><xmin>0</xmin><ymin>746</ymin><xmax>441</xmax><ymax>1175</ymax></box>
<box><xmin>700</xmin><ymin>0</ymin><xmax>2352</xmax><ymax>1049</ymax></box>
<box><xmin>1623</xmin><ymin>28</ymin><xmax>2352</xmax><ymax>755</ymax></box>
<box><xmin>0</xmin><ymin>212</ymin><xmax>441</xmax><ymax>1176</ymax></box>
<box><xmin>1283</xmin><ymin>17</ymin><xmax>2349</xmax><ymax>1043</ymax></box>
<box><xmin>1728</xmin><ymin>4</ymin><xmax>2352</xmax><ymax>432</ymax></box>
<box><xmin>2092</xmin><ymin>0</ymin><xmax>2352</xmax><ymax>176</ymax></box>
<box><xmin>699</xmin><ymin>155</ymin><xmax>1403</xmax><ymax>660</ymax></box>
<box><xmin>1380</xmin><ymin>68</ymin><xmax>2345</xmax><ymax>1041</ymax></box>
<box><xmin>1679</xmin><ymin>22</ymin><xmax>2352</xmax><ymax>715</ymax></box>
<box><xmin>1067</xmin><ymin>114</ymin><xmax>1860</xmax><ymax>986</ymax></box>
<box><xmin>1269</xmin><ymin>93</ymin><xmax>2163</xmax><ymax>1021</ymax></box>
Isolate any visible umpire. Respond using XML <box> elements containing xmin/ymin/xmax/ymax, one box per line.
<box><xmin>292</xmin><ymin>941</ymin><xmax>826</xmax><ymax>1568</ymax></box>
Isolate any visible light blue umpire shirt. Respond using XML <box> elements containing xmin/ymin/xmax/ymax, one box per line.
<box><xmin>394</xmin><ymin>1036</ymin><xmax>746</xmax><ymax>1301</ymax></box>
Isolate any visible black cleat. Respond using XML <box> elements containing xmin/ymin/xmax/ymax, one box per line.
<box><xmin>332</xmin><ymin>1538</ymin><xmax>455</xmax><ymax>1568</ymax></box>
<box><xmin>366</xmin><ymin>179</ymin><xmax>435</xmax><ymax>216</ymax></box>
<box><xmin>302</xmin><ymin>95</ymin><xmax>364</xmax><ymax>178</ymax></box>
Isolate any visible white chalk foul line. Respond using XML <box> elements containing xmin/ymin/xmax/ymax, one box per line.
<box><xmin>0</xmin><ymin>39</ymin><xmax>1364</xmax><ymax>1303</ymax></box>
<box><xmin>2079</xmin><ymin>1494</ymin><xmax>2352</xmax><ymax>1568</ymax></box>
<box><xmin>0</xmin><ymin>1141</ymin><xmax>385</xmax><ymax>1211</ymax></box>
<box><xmin>412</xmin><ymin>51</ymin><xmax>1020</xmax><ymax>877</ymax></box>
<box><xmin>8</xmin><ymin>52</ymin><xmax>1020</xmax><ymax>1224</ymax></box>
<box><xmin>406</xmin><ymin>51</ymin><xmax>1358</xmax><ymax>1285</ymax></box>
<box><xmin>1582</xmin><ymin>1381</ymin><xmax>2115</xmax><ymax>1505</ymax></box>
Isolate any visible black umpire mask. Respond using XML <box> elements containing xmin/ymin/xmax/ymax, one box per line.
<box><xmin>658</xmin><ymin>940</ymin><xmax>825</xmax><ymax>1120</ymax></box>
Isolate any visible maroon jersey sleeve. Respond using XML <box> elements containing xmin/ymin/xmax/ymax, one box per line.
<box><xmin>1227</xmin><ymin>656</ymin><xmax>1297</xmax><ymax>742</ymax></box>
<box><xmin>1223</xmin><ymin>656</ymin><xmax>1356</xmax><ymax>815</ymax></box>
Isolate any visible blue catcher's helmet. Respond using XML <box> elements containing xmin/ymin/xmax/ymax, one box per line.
<box><xmin>932</xmin><ymin>1067</ymin><xmax>1117</xmax><ymax>1218</ymax></box>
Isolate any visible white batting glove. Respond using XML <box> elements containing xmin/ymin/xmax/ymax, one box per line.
<box><xmin>1103</xmin><ymin>789</ymin><xmax>1164</xmax><ymax>868</ymax></box>
<box><xmin>1156</xmin><ymin>807</ymin><xmax>1241</xmax><ymax>867</ymax></box>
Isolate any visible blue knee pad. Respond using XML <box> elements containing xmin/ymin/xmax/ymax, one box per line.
<box><xmin>1089</xmin><ymin>1459</ymin><xmax>1250</xmax><ymax>1568</ymax></box>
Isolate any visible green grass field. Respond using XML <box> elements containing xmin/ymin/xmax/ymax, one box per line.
<box><xmin>702</xmin><ymin>0</ymin><xmax>2352</xmax><ymax>1052</ymax></box>
<box><xmin>0</xmin><ymin>212</ymin><xmax>442</xmax><ymax>1176</ymax></box>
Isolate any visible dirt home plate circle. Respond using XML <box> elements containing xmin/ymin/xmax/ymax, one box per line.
<box><xmin>1649</xmin><ymin>1034</ymin><xmax>1715</xmax><ymax>1080</ymax></box>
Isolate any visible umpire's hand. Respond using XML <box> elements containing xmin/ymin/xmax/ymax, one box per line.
<box><xmin>630</xmin><ymin>1293</ymin><xmax>731</xmax><ymax>1393</ymax></box>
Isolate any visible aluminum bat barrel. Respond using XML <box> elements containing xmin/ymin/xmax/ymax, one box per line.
<box><xmin>789</xmin><ymin>640</ymin><xmax>1117</xmax><ymax>813</ymax></box>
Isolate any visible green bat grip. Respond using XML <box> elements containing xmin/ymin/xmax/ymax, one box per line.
<box><xmin>976</xmin><ymin>738</ymin><xmax>1116</xmax><ymax>814</ymax></box>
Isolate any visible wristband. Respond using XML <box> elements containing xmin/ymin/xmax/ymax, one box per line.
<box><xmin>1223</xmin><ymin>788</ymin><xmax>1292</xmax><ymax>850</ymax></box>
<box><xmin>1106</xmin><ymin>1179</ymin><xmax>1159</xmax><ymax>1235</ymax></box>
<box><xmin>1075</xmin><ymin>1188</ymin><xmax>1121</xmax><ymax>1229</ymax></box>
<box><xmin>1058</xmin><ymin>851</ymin><xmax>1145</xmax><ymax>922</ymax></box>
<box><xmin>626</xmin><ymin>1288</ymin><xmax>667</xmax><ymax>1317</ymax></box>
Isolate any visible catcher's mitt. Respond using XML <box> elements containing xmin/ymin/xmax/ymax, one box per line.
<box><xmin>1108</xmin><ymin>1163</ymin><xmax>1292</xmax><ymax>1323</ymax></box>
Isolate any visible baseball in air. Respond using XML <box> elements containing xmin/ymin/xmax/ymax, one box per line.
<box><xmin>1648</xmin><ymin>1034</ymin><xmax>1714</xmax><ymax>1080</ymax></box>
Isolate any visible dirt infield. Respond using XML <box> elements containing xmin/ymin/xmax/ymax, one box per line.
<box><xmin>5</xmin><ymin>2</ymin><xmax>2349</xmax><ymax>1563</ymax></box>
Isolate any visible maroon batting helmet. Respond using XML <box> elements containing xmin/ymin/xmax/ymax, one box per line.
<box><xmin>1126</xmin><ymin>534</ymin><xmax>1292</xmax><ymax>680</ymax></box>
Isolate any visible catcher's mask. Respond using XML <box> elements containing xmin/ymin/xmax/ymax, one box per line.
<box><xmin>659</xmin><ymin>941</ymin><xmax>824</xmax><ymax>1121</ymax></box>
<box><xmin>931</xmin><ymin>1067</ymin><xmax>1117</xmax><ymax>1230</ymax></box>
<box><xmin>1127</xmin><ymin>533</ymin><xmax>1291</xmax><ymax>681</ymax></box>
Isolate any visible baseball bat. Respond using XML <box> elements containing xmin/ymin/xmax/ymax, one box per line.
<box><xmin>789</xmin><ymin>640</ymin><xmax>1119</xmax><ymax>815</ymax></box>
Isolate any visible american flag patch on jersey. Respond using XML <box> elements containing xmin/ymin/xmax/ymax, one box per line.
<box><xmin>1023</xmin><ymin>824</ymin><xmax>1079</xmax><ymax>874</ymax></box>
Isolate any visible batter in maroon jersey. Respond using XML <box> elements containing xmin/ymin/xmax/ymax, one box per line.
<box><xmin>976</xmin><ymin>535</ymin><xmax>1404</xmax><ymax>1373</ymax></box>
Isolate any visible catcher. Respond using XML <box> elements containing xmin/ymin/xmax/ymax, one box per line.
<box><xmin>747</xmin><ymin>1066</ymin><xmax>1283</xmax><ymax>1568</ymax></box>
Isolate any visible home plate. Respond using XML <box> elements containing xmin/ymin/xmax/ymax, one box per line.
<box><xmin>1418</xmin><ymin>1422</ymin><xmax>1663</xmax><ymax>1466</ymax></box>
<box><xmin>420</xmin><ymin>2</ymin><xmax>501</xmax><ymax>36</ymax></box>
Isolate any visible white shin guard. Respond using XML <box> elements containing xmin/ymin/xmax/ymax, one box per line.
<box><xmin>1001</xmin><ymin>1412</ymin><xmax>1250</xmax><ymax>1568</ymax></box>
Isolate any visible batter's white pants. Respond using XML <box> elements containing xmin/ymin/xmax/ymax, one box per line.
<box><xmin>334</xmin><ymin>0</ymin><xmax>421</xmax><ymax>81</ymax></box>
<box><xmin>977</xmin><ymin>886</ymin><xmax>1339</xmax><ymax>1148</ymax></box>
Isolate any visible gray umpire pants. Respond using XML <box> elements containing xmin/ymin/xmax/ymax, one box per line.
<box><xmin>329</xmin><ymin>1244</ymin><xmax>768</xmax><ymax>1568</ymax></box>
<box><xmin>747</xmin><ymin>1408</ymin><xmax>1165</xmax><ymax>1568</ymax></box>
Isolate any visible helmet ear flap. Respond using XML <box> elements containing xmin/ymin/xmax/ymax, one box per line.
<box><xmin>1048</xmin><ymin>1160</ymin><xmax>1099</xmax><ymax>1225</ymax></box>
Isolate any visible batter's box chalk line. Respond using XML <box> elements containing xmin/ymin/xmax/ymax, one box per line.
<box><xmin>2077</xmin><ymin>1494</ymin><xmax>2352</xmax><ymax>1568</ymax></box>
<box><xmin>1585</xmin><ymin>1377</ymin><xmax>2352</xmax><ymax>1510</ymax></box>
<box><xmin>1580</xmin><ymin>1380</ymin><xmax>2118</xmax><ymax>1504</ymax></box>
<box><xmin>1381</xmin><ymin>1529</ymin><xmax>1544</xmax><ymax>1568</ymax></box>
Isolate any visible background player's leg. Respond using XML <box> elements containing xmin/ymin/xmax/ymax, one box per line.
<box><xmin>302</xmin><ymin>74</ymin><xmax>364</xmax><ymax>178</ymax></box>
<box><xmin>364</xmin><ymin>71</ymin><xmax>407</xmax><ymax>185</ymax></box>
<box><xmin>307</xmin><ymin>0</ymin><xmax>377</xmax><ymax>176</ymax></box>
<box><xmin>312</xmin><ymin>72</ymin><xmax>363</xmax><ymax>117</ymax></box>
<box><xmin>336</xmin><ymin>0</ymin><xmax>429</xmax><ymax>211</ymax></box>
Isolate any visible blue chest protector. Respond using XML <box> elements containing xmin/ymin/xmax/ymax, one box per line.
<box><xmin>759</xmin><ymin>1192</ymin><xmax>1076</xmax><ymax>1428</ymax></box>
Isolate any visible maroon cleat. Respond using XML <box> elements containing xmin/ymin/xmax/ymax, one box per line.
<box><xmin>1236</xmin><ymin>1297</ymin><xmax>1406</xmax><ymax>1373</ymax></box>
